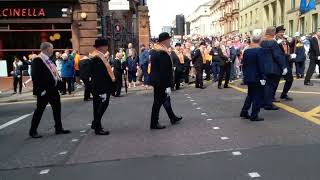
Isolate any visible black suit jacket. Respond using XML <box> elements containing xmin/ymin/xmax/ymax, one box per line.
<box><xmin>309</xmin><ymin>37</ymin><xmax>320</xmax><ymax>61</ymax></box>
<box><xmin>89</xmin><ymin>56</ymin><xmax>113</xmax><ymax>95</ymax></box>
<box><xmin>192</xmin><ymin>49</ymin><xmax>204</xmax><ymax>70</ymax></box>
<box><xmin>150</xmin><ymin>49</ymin><xmax>173</xmax><ymax>89</ymax></box>
<box><xmin>170</xmin><ymin>51</ymin><xmax>184</xmax><ymax>72</ymax></box>
<box><xmin>31</xmin><ymin>57</ymin><xmax>59</xmax><ymax>96</ymax></box>
<box><xmin>210</xmin><ymin>47</ymin><xmax>227</xmax><ymax>66</ymax></box>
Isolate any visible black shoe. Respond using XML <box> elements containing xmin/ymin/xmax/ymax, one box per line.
<box><xmin>218</xmin><ymin>86</ymin><xmax>222</xmax><ymax>89</ymax></box>
<box><xmin>95</xmin><ymin>129</ymin><xmax>110</xmax><ymax>135</ymax></box>
<box><xmin>304</xmin><ymin>82</ymin><xmax>314</xmax><ymax>86</ymax></box>
<box><xmin>280</xmin><ymin>96</ymin><xmax>293</xmax><ymax>101</ymax></box>
<box><xmin>224</xmin><ymin>85</ymin><xmax>230</xmax><ymax>88</ymax></box>
<box><xmin>29</xmin><ymin>133</ymin><xmax>43</xmax><ymax>139</ymax></box>
<box><xmin>195</xmin><ymin>86</ymin><xmax>200</xmax><ymax>88</ymax></box>
<box><xmin>272</xmin><ymin>98</ymin><xmax>280</xmax><ymax>103</ymax></box>
<box><xmin>264</xmin><ymin>106</ymin><xmax>279</xmax><ymax>111</ymax></box>
<box><xmin>150</xmin><ymin>124</ymin><xmax>166</xmax><ymax>130</ymax></box>
<box><xmin>250</xmin><ymin>117</ymin><xmax>264</xmax><ymax>121</ymax></box>
<box><xmin>171</xmin><ymin>116</ymin><xmax>183</xmax><ymax>124</ymax></box>
<box><xmin>55</xmin><ymin>129</ymin><xmax>71</xmax><ymax>135</ymax></box>
<box><xmin>240</xmin><ymin>112</ymin><xmax>250</xmax><ymax>119</ymax></box>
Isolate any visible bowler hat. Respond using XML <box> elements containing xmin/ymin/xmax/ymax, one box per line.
<box><xmin>158</xmin><ymin>32</ymin><xmax>171</xmax><ymax>42</ymax></box>
<box><xmin>94</xmin><ymin>38</ymin><xmax>109</xmax><ymax>48</ymax></box>
<box><xmin>276</xmin><ymin>25</ymin><xmax>286</xmax><ymax>33</ymax></box>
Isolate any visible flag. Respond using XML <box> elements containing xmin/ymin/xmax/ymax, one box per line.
<box><xmin>300</xmin><ymin>0</ymin><xmax>317</xmax><ymax>14</ymax></box>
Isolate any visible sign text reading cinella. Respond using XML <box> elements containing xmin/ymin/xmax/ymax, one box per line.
<box><xmin>0</xmin><ymin>8</ymin><xmax>46</xmax><ymax>17</ymax></box>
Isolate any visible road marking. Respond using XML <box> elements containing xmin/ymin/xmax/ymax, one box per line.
<box><xmin>220</xmin><ymin>137</ymin><xmax>230</xmax><ymax>140</ymax></box>
<box><xmin>192</xmin><ymin>103</ymin><xmax>197</xmax><ymax>105</ymax></box>
<box><xmin>184</xmin><ymin>94</ymin><xmax>189</xmax><ymax>96</ymax></box>
<box><xmin>305</xmin><ymin>106</ymin><xmax>320</xmax><ymax>116</ymax></box>
<box><xmin>58</xmin><ymin>151</ymin><xmax>68</xmax><ymax>155</ymax></box>
<box><xmin>80</xmin><ymin>134</ymin><xmax>87</xmax><ymax>137</ymax></box>
<box><xmin>71</xmin><ymin>139</ymin><xmax>79</xmax><ymax>142</ymax></box>
<box><xmin>201</xmin><ymin>113</ymin><xmax>207</xmax><ymax>116</ymax></box>
<box><xmin>207</xmin><ymin>118</ymin><xmax>213</xmax><ymax>121</ymax></box>
<box><xmin>232</xmin><ymin>151</ymin><xmax>242</xmax><ymax>156</ymax></box>
<box><xmin>276</xmin><ymin>90</ymin><xmax>320</xmax><ymax>95</ymax></box>
<box><xmin>213</xmin><ymin>127</ymin><xmax>220</xmax><ymax>130</ymax></box>
<box><xmin>248</xmin><ymin>172</ymin><xmax>261</xmax><ymax>178</ymax></box>
<box><xmin>187</xmin><ymin>97</ymin><xmax>191</xmax><ymax>99</ymax></box>
<box><xmin>196</xmin><ymin>107</ymin><xmax>201</xmax><ymax>110</ymax></box>
<box><xmin>0</xmin><ymin>113</ymin><xmax>32</xmax><ymax>130</ymax></box>
<box><xmin>87</xmin><ymin>124</ymin><xmax>92</xmax><ymax>126</ymax></box>
<box><xmin>80</xmin><ymin>130</ymin><xmax>86</xmax><ymax>133</ymax></box>
<box><xmin>190</xmin><ymin>99</ymin><xmax>195</xmax><ymax>102</ymax></box>
<box><xmin>39</xmin><ymin>169</ymin><xmax>50</xmax><ymax>175</ymax></box>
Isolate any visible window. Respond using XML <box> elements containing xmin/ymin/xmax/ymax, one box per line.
<box><xmin>300</xmin><ymin>17</ymin><xmax>305</xmax><ymax>35</ymax></box>
<box><xmin>291</xmin><ymin>0</ymin><xmax>295</xmax><ymax>9</ymax></box>
<box><xmin>312</xmin><ymin>13</ymin><xmax>318</xmax><ymax>33</ymax></box>
<box><xmin>245</xmin><ymin>14</ymin><xmax>247</xmax><ymax>27</ymax></box>
<box><xmin>289</xmin><ymin>20</ymin><xmax>294</xmax><ymax>36</ymax></box>
<box><xmin>250</xmin><ymin>11</ymin><xmax>253</xmax><ymax>25</ymax></box>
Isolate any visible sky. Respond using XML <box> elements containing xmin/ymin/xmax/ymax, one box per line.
<box><xmin>148</xmin><ymin>0</ymin><xmax>209</xmax><ymax>37</ymax></box>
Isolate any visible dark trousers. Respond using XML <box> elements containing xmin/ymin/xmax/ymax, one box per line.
<box><xmin>184</xmin><ymin>66</ymin><xmax>190</xmax><ymax>83</ymax></box>
<box><xmin>277</xmin><ymin>65</ymin><xmax>293</xmax><ymax>98</ymax></box>
<box><xmin>92</xmin><ymin>93</ymin><xmax>111</xmax><ymax>130</ymax></box>
<box><xmin>195</xmin><ymin>67</ymin><xmax>203</xmax><ymax>88</ymax></box>
<box><xmin>114</xmin><ymin>73</ymin><xmax>123</xmax><ymax>96</ymax></box>
<box><xmin>305</xmin><ymin>59</ymin><xmax>320</xmax><ymax>82</ymax></box>
<box><xmin>174</xmin><ymin>69</ymin><xmax>183</xmax><ymax>90</ymax></box>
<box><xmin>218</xmin><ymin>63</ymin><xmax>231</xmax><ymax>87</ymax></box>
<box><xmin>241</xmin><ymin>83</ymin><xmax>264</xmax><ymax>118</ymax></box>
<box><xmin>13</xmin><ymin>75</ymin><xmax>22</xmax><ymax>93</ymax></box>
<box><xmin>29</xmin><ymin>89</ymin><xmax>62</xmax><ymax>135</ymax></box>
<box><xmin>264</xmin><ymin>74</ymin><xmax>281</xmax><ymax>107</ymax></box>
<box><xmin>141</xmin><ymin>64</ymin><xmax>150</xmax><ymax>85</ymax></box>
<box><xmin>62</xmin><ymin>77</ymin><xmax>72</xmax><ymax>94</ymax></box>
<box><xmin>205</xmin><ymin>63</ymin><xmax>211</xmax><ymax>80</ymax></box>
<box><xmin>295</xmin><ymin>61</ymin><xmax>305</xmax><ymax>76</ymax></box>
<box><xmin>82</xmin><ymin>78</ymin><xmax>92</xmax><ymax>100</ymax></box>
<box><xmin>151</xmin><ymin>88</ymin><xmax>175</xmax><ymax>127</ymax></box>
<box><xmin>230</xmin><ymin>62</ymin><xmax>236</xmax><ymax>80</ymax></box>
<box><xmin>211</xmin><ymin>61</ymin><xmax>220</xmax><ymax>81</ymax></box>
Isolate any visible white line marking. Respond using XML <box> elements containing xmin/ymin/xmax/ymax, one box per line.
<box><xmin>192</xmin><ymin>103</ymin><xmax>197</xmax><ymax>105</ymax></box>
<box><xmin>59</xmin><ymin>151</ymin><xmax>68</xmax><ymax>155</ymax></box>
<box><xmin>232</xmin><ymin>151</ymin><xmax>242</xmax><ymax>156</ymax></box>
<box><xmin>39</xmin><ymin>169</ymin><xmax>50</xmax><ymax>175</ymax></box>
<box><xmin>187</xmin><ymin>97</ymin><xmax>191</xmax><ymax>99</ymax></box>
<box><xmin>0</xmin><ymin>113</ymin><xmax>32</xmax><ymax>130</ymax></box>
<box><xmin>213</xmin><ymin>127</ymin><xmax>220</xmax><ymax>130</ymax></box>
<box><xmin>190</xmin><ymin>99</ymin><xmax>195</xmax><ymax>102</ymax></box>
<box><xmin>87</xmin><ymin>124</ymin><xmax>92</xmax><ymax>126</ymax></box>
<box><xmin>201</xmin><ymin>113</ymin><xmax>207</xmax><ymax>116</ymax></box>
<box><xmin>207</xmin><ymin>118</ymin><xmax>213</xmax><ymax>121</ymax></box>
<box><xmin>184</xmin><ymin>94</ymin><xmax>189</xmax><ymax>96</ymax></box>
<box><xmin>248</xmin><ymin>172</ymin><xmax>261</xmax><ymax>178</ymax></box>
<box><xmin>196</xmin><ymin>107</ymin><xmax>201</xmax><ymax>110</ymax></box>
<box><xmin>177</xmin><ymin>148</ymin><xmax>238</xmax><ymax>156</ymax></box>
<box><xmin>71</xmin><ymin>139</ymin><xmax>79</xmax><ymax>142</ymax></box>
<box><xmin>80</xmin><ymin>130</ymin><xmax>86</xmax><ymax>133</ymax></box>
<box><xmin>80</xmin><ymin>134</ymin><xmax>87</xmax><ymax>137</ymax></box>
<box><xmin>220</xmin><ymin>137</ymin><xmax>230</xmax><ymax>140</ymax></box>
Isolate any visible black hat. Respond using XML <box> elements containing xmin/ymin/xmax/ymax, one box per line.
<box><xmin>276</xmin><ymin>25</ymin><xmax>286</xmax><ymax>33</ymax></box>
<box><xmin>199</xmin><ymin>41</ymin><xmax>206</xmax><ymax>46</ymax></box>
<box><xmin>94</xmin><ymin>38</ymin><xmax>109</xmax><ymax>48</ymax></box>
<box><xmin>175</xmin><ymin>43</ymin><xmax>181</xmax><ymax>47</ymax></box>
<box><xmin>158</xmin><ymin>32</ymin><xmax>171</xmax><ymax>42</ymax></box>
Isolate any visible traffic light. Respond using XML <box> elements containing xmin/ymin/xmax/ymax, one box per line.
<box><xmin>114</xmin><ymin>24</ymin><xmax>122</xmax><ymax>41</ymax></box>
<box><xmin>97</xmin><ymin>16</ymin><xmax>106</xmax><ymax>38</ymax></box>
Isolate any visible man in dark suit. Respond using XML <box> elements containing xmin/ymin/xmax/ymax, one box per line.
<box><xmin>217</xmin><ymin>41</ymin><xmax>232</xmax><ymax>89</ymax></box>
<box><xmin>275</xmin><ymin>25</ymin><xmax>294</xmax><ymax>101</ymax></box>
<box><xmin>110</xmin><ymin>52</ymin><xmax>124</xmax><ymax>97</ymax></box>
<box><xmin>29</xmin><ymin>42</ymin><xmax>71</xmax><ymax>138</ymax></box>
<box><xmin>305</xmin><ymin>31</ymin><xmax>320</xmax><ymax>86</ymax></box>
<box><xmin>89</xmin><ymin>38</ymin><xmax>116</xmax><ymax>135</ymax></box>
<box><xmin>192</xmin><ymin>42</ymin><xmax>206</xmax><ymax>89</ymax></box>
<box><xmin>240</xmin><ymin>32</ymin><xmax>265</xmax><ymax>121</ymax></box>
<box><xmin>149</xmin><ymin>32</ymin><xmax>182</xmax><ymax>130</ymax></box>
<box><xmin>79</xmin><ymin>56</ymin><xmax>92</xmax><ymax>101</ymax></box>
<box><xmin>171</xmin><ymin>43</ymin><xmax>185</xmax><ymax>90</ymax></box>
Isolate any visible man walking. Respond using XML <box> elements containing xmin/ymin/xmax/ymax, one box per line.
<box><xmin>149</xmin><ymin>32</ymin><xmax>182</xmax><ymax>130</ymax></box>
<box><xmin>304</xmin><ymin>30</ymin><xmax>320</xmax><ymax>86</ymax></box>
<box><xmin>29</xmin><ymin>42</ymin><xmax>70</xmax><ymax>138</ymax></box>
<box><xmin>192</xmin><ymin>42</ymin><xmax>206</xmax><ymax>89</ymax></box>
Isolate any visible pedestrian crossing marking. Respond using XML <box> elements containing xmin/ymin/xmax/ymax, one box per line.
<box><xmin>39</xmin><ymin>169</ymin><xmax>50</xmax><ymax>175</ymax></box>
<box><xmin>248</xmin><ymin>172</ymin><xmax>261</xmax><ymax>178</ymax></box>
<box><xmin>232</xmin><ymin>151</ymin><xmax>242</xmax><ymax>156</ymax></box>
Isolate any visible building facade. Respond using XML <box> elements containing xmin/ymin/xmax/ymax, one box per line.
<box><xmin>186</xmin><ymin>2</ymin><xmax>212</xmax><ymax>36</ymax></box>
<box><xmin>239</xmin><ymin>0</ymin><xmax>263</xmax><ymax>35</ymax></box>
<box><xmin>210</xmin><ymin>0</ymin><xmax>223</xmax><ymax>36</ymax></box>
<box><xmin>218</xmin><ymin>0</ymin><xmax>240</xmax><ymax>36</ymax></box>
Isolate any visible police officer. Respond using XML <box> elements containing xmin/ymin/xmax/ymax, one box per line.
<box><xmin>149</xmin><ymin>32</ymin><xmax>182</xmax><ymax>130</ymax></box>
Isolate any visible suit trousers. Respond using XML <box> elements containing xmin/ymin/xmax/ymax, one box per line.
<box><xmin>218</xmin><ymin>63</ymin><xmax>231</xmax><ymax>87</ymax></box>
<box><xmin>13</xmin><ymin>75</ymin><xmax>22</xmax><ymax>93</ymax></box>
<box><xmin>174</xmin><ymin>69</ymin><xmax>183</xmax><ymax>89</ymax></box>
<box><xmin>295</xmin><ymin>61</ymin><xmax>305</xmax><ymax>76</ymax></box>
<box><xmin>184</xmin><ymin>66</ymin><xmax>190</xmax><ymax>83</ymax></box>
<box><xmin>62</xmin><ymin>77</ymin><xmax>73</xmax><ymax>94</ymax></box>
<box><xmin>241</xmin><ymin>83</ymin><xmax>264</xmax><ymax>118</ymax></box>
<box><xmin>92</xmin><ymin>93</ymin><xmax>111</xmax><ymax>130</ymax></box>
<box><xmin>264</xmin><ymin>74</ymin><xmax>281</xmax><ymax>108</ymax></box>
<box><xmin>150</xmin><ymin>88</ymin><xmax>175</xmax><ymax>126</ymax></box>
<box><xmin>195</xmin><ymin>67</ymin><xmax>204</xmax><ymax>88</ymax></box>
<box><xmin>82</xmin><ymin>78</ymin><xmax>92</xmax><ymax>100</ymax></box>
<box><xmin>29</xmin><ymin>89</ymin><xmax>62</xmax><ymax>135</ymax></box>
<box><xmin>305</xmin><ymin>59</ymin><xmax>320</xmax><ymax>82</ymax></box>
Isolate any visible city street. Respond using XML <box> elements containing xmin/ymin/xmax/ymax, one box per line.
<box><xmin>1</xmin><ymin>79</ymin><xmax>319</xmax><ymax>180</ymax></box>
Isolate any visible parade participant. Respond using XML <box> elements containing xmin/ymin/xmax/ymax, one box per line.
<box><xmin>149</xmin><ymin>32</ymin><xmax>182</xmax><ymax>130</ymax></box>
<box><xmin>217</xmin><ymin>40</ymin><xmax>232</xmax><ymax>89</ymax></box>
<box><xmin>171</xmin><ymin>43</ymin><xmax>185</xmax><ymax>90</ymax></box>
<box><xmin>89</xmin><ymin>38</ymin><xmax>116</xmax><ymax>135</ymax></box>
<box><xmin>291</xmin><ymin>36</ymin><xmax>306</xmax><ymax>79</ymax></box>
<box><xmin>183</xmin><ymin>42</ymin><xmax>192</xmax><ymax>84</ymax></box>
<box><xmin>240</xmin><ymin>30</ymin><xmax>265</xmax><ymax>121</ymax></box>
<box><xmin>79</xmin><ymin>55</ymin><xmax>92</xmax><ymax>101</ymax></box>
<box><xmin>260</xmin><ymin>27</ymin><xmax>286</xmax><ymax>110</ymax></box>
<box><xmin>110</xmin><ymin>52</ymin><xmax>124</xmax><ymax>97</ymax></box>
<box><xmin>29</xmin><ymin>42</ymin><xmax>70</xmax><ymax>138</ymax></box>
<box><xmin>12</xmin><ymin>56</ymin><xmax>23</xmax><ymax>94</ymax></box>
<box><xmin>275</xmin><ymin>25</ymin><xmax>294</xmax><ymax>101</ymax></box>
<box><xmin>304</xmin><ymin>30</ymin><xmax>320</xmax><ymax>86</ymax></box>
<box><xmin>204</xmin><ymin>45</ymin><xmax>212</xmax><ymax>81</ymax></box>
<box><xmin>192</xmin><ymin>41</ymin><xmax>206</xmax><ymax>89</ymax></box>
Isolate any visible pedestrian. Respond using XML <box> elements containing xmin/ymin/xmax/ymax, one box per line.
<box><xmin>89</xmin><ymin>38</ymin><xmax>116</xmax><ymax>135</ymax></box>
<box><xmin>204</xmin><ymin>46</ymin><xmax>212</xmax><ymax>81</ymax></box>
<box><xmin>260</xmin><ymin>27</ymin><xmax>287</xmax><ymax>111</ymax></box>
<box><xmin>217</xmin><ymin>40</ymin><xmax>232</xmax><ymax>89</ymax></box>
<box><xmin>240</xmin><ymin>30</ymin><xmax>265</xmax><ymax>122</ymax></box>
<box><xmin>228</xmin><ymin>41</ymin><xmax>238</xmax><ymax>82</ymax></box>
<box><xmin>210</xmin><ymin>41</ymin><xmax>221</xmax><ymax>82</ymax></box>
<box><xmin>61</xmin><ymin>53</ymin><xmax>74</xmax><ymax>95</ymax></box>
<box><xmin>291</xmin><ymin>37</ymin><xmax>306</xmax><ymax>79</ymax></box>
<box><xmin>79</xmin><ymin>55</ymin><xmax>93</xmax><ymax>101</ymax></box>
<box><xmin>55</xmin><ymin>52</ymin><xmax>63</xmax><ymax>77</ymax></box>
<box><xmin>192</xmin><ymin>41</ymin><xmax>206</xmax><ymax>89</ymax></box>
<box><xmin>73</xmin><ymin>50</ymin><xmax>81</xmax><ymax>86</ymax></box>
<box><xmin>304</xmin><ymin>30</ymin><xmax>320</xmax><ymax>86</ymax></box>
<box><xmin>149</xmin><ymin>32</ymin><xmax>182</xmax><ymax>130</ymax></box>
<box><xmin>110</xmin><ymin>52</ymin><xmax>124</xmax><ymax>97</ymax></box>
<box><xmin>23</xmin><ymin>55</ymin><xmax>34</xmax><ymax>87</ymax></box>
<box><xmin>29</xmin><ymin>42</ymin><xmax>70</xmax><ymax>138</ymax></box>
<box><xmin>171</xmin><ymin>43</ymin><xmax>185</xmax><ymax>90</ymax></box>
<box><xmin>139</xmin><ymin>44</ymin><xmax>150</xmax><ymax>88</ymax></box>
<box><xmin>183</xmin><ymin>42</ymin><xmax>192</xmax><ymax>84</ymax></box>
<box><xmin>125</xmin><ymin>49</ymin><xmax>138</xmax><ymax>88</ymax></box>
<box><xmin>12</xmin><ymin>56</ymin><xmax>23</xmax><ymax>94</ymax></box>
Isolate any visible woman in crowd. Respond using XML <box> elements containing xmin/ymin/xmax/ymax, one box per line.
<box><xmin>61</xmin><ymin>53</ymin><xmax>74</xmax><ymax>95</ymax></box>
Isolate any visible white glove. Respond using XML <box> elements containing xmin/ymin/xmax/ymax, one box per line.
<box><xmin>112</xmin><ymin>67</ymin><xmax>114</xmax><ymax>71</ymax></box>
<box><xmin>41</xmin><ymin>90</ymin><xmax>46</xmax><ymax>96</ymax></box>
<box><xmin>174</xmin><ymin>67</ymin><xmax>176</xmax><ymax>71</ymax></box>
<box><xmin>99</xmin><ymin>93</ymin><xmax>107</xmax><ymax>102</ymax></box>
<box><xmin>17</xmin><ymin>75</ymin><xmax>21</xmax><ymax>78</ymax></box>
<box><xmin>165</xmin><ymin>88</ymin><xmax>171</xmax><ymax>96</ymax></box>
<box><xmin>290</xmin><ymin>54</ymin><xmax>297</xmax><ymax>59</ymax></box>
<box><xmin>277</xmin><ymin>39</ymin><xmax>283</xmax><ymax>44</ymax></box>
<box><xmin>260</xmin><ymin>80</ymin><xmax>266</xmax><ymax>86</ymax></box>
<box><xmin>318</xmin><ymin>56</ymin><xmax>320</xmax><ymax>60</ymax></box>
<box><xmin>282</xmin><ymin>68</ymin><xmax>288</xmax><ymax>75</ymax></box>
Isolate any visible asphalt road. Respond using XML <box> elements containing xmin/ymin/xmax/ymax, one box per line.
<box><xmin>0</xmin><ymin>79</ymin><xmax>319</xmax><ymax>180</ymax></box>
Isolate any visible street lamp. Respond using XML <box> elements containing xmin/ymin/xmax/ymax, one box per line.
<box><xmin>80</xmin><ymin>12</ymin><xmax>88</xmax><ymax>20</ymax></box>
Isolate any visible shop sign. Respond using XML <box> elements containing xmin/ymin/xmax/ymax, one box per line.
<box><xmin>0</xmin><ymin>8</ymin><xmax>46</xmax><ymax>17</ymax></box>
